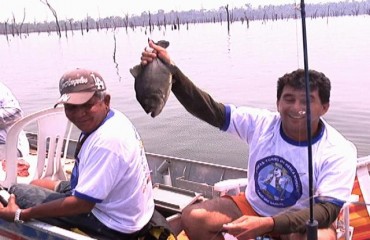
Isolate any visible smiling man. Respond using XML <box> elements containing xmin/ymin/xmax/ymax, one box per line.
<box><xmin>140</xmin><ymin>41</ymin><xmax>357</xmax><ymax>240</ymax></box>
<box><xmin>0</xmin><ymin>68</ymin><xmax>155</xmax><ymax>239</ymax></box>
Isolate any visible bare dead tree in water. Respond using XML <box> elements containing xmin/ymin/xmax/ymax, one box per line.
<box><xmin>86</xmin><ymin>14</ymin><xmax>89</xmax><ymax>32</ymax></box>
<box><xmin>40</xmin><ymin>0</ymin><xmax>61</xmax><ymax>38</ymax></box>
<box><xmin>112</xmin><ymin>27</ymin><xmax>117</xmax><ymax>63</ymax></box>
<box><xmin>47</xmin><ymin>25</ymin><xmax>51</xmax><ymax>35</ymax></box>
<box><xmin>80</xmin><ymin>22</ymin><xmax>84</xmax><ymax>35</ymax></box>
<box><xmin>11</xmin><ymin>13</ymin><xmax>17</xmax><ymax>37</ymax></box>
<box><xmin>225</xmin><ymin>4</ymin><xmax>230</xmax><ymax>33</ymax></box>
<box><xmin>148</xmin><ymin>12</ymin><xmax>153</xmax><ymax>33</ymax></box>
<box><xmin>156</xmin><ymin>18</ymin><xmax>161</xmax><ymax>31</ymax></box>
<box><xmin>4</xmin><ymin>19</ymin><xmax>9</xmax><ymax>41</ymax></box>
<box><xmin>112</xmin><ymin>28</ymin><xmax>122</xmax><ymax>82</ymax></box>
<box><xmin>163</xmin><ymin>15</ymin><xmax>167</xmax><ymax>30</ymax></box>
<box><xmin>263</xmin><ymin>10</ymin><xmax>267</xmax><ymax>22</ymax></box>
<box><xmin>176</xmin><ymin>16</ymin><xmax>180</xmax><ymax>30</ymax></box>
<box><xmin>243</xmin><ymin>11</ymin><xmax>250</xmax><ymax>28</ymax></box>
<box><xmin>18</xmin><ymin>8</ymin><xmax>26</xmax><ymax>38</ymax></box>
<box><xmin>230</xmin><ymin>9</ymin><xmax>235</xmax><ymax>23</ymax></box>
<box><xmin>123</xmin><ymin>13</ymin><xmax>129</xmax><ymax>33</ymax></box>
<box><xmin>64</xmin><ymin>21</ymin><xmax>68</xmax><ymax>38</ymax></box>
<box><xmin>313</xmin><ymin>8</ymin><xmax>319</xmax><ymax>18</ymax></box>
<box><xmin>69</xmin><ymin>19</ymin><xmax>74</xmax><ymax>36</ymax></box>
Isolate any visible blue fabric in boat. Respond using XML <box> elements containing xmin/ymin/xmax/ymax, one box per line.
<box><xmin>9</xmin><ymin>183</ymin><xmax>176</xmax><ymax>240</ymax></box>
<box><xmin>9</xmin><ymin>183</ymin><xmax>148</xmax><ymax>240</ymax></box>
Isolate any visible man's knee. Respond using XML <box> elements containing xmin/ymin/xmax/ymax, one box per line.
<box><xmin>181</xmin><ymin>204</ymin><xmax>206</xmax><ymax>227</ymax></box>
<box><xmin>30</xmin><ymin>179</ymin><xmax>59</xmax><ymax>190</ymax></box>
<box><xmin>317</xmin><ymin>225</ymin><xmax>337</xmax><ymax>240</ymax></box>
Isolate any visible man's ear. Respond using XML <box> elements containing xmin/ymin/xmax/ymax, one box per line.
<box><xmin>104</xmin><ymin>94</ymin><xmax>111</xmax><ymax>106</ymax></box>
<box><xmin>321</xmin><ymin>103</ymin><xmax>329</xmax><ymax>115</ymax></box>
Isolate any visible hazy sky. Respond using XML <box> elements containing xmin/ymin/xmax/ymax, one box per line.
<box><xmin>1</xmin><ymin>0</ymin><xmax>339</xmax><ymax>23</ymax></box>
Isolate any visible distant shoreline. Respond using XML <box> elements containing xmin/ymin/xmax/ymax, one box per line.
<box><xmin>1</xmin><ymin>1</ymin><xmax>369</xmax><ymax>37</ymax></box>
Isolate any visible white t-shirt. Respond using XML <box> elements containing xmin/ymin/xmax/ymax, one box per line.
<box><xmin>0</xmin><ymin>82</ymin><xmax>29</xmax><ymax>158</ymax></box>
<box><xmin>222</xmin><ymin>104</ymin><xmax>357</xmax><ymax>216</ymax></box>
<box><xmin>72</xmin><ymin>109</ymin><xmax>154</xmax><ymax>233</ymax></box>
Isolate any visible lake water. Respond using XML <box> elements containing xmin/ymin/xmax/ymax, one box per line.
<box><xmin>1</xmin><ymin>15</ymin><xmax>369</xmax><ymax>168</ymax></box>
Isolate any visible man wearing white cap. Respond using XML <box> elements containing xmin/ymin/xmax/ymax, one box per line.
<box><xmin>0</xmin><ymin>68</ymin><xmax>156</xmax><ymax>239</ymax></box>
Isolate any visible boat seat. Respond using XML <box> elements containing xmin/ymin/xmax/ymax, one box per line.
<box><xmin>1</xmin><ymin>107</ymin><xmax>73</xmax><ymax>188</ymax></box>
<box><xmin>337</xmin><ymin>155</ymin><xmax>370</xmax><ymax>240</ymax></box>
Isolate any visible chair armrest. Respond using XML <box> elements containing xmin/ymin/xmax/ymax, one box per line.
<box><xmin>214</xmin><ymin>178</ymin><xmax>248</xmax><ymax>196</ymax></box>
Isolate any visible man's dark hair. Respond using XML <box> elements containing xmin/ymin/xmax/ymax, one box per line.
<box><xmin>277</xmin><ymin>69</ymin><xmax>331</xmax><ymax>104</ymax></box>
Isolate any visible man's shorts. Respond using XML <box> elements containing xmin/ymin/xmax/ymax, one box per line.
<box><xmin>55</xmin><ymin>180</ymin><xmax>72</xmax><ymax>194</ymax></box>
<box><xmin>224</xmin><ymin>192</ymin><xmax>281</xmax><ymax>239</ymax></box>
<box><xmin>10</xmin><ymin>183</ymin><xmax>69</xmax><ymax>209</ymax></box>
<box><xmin>224</xmin><ymin>192</ymin><xmax>259</xmax><ymax>216</ymax></box>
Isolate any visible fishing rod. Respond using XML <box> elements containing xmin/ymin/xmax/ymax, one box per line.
<box><xmin>299</xmin><ymin>0</ymin><xmax>318</xmax><ymax>239</ymax></box>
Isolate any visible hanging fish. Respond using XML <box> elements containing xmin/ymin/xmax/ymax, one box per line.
<box><xmin>130</xmin><ymin>40</ymin><xmax>175</xmax><ymax>118</ymax></box>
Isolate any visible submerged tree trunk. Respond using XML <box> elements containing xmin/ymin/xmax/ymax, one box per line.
<box><xmin>40</xmin><ymin>0</ymin><xmax>61</xmax><ymax>38</ymax></box>
<box><xmin>225</xmin><ymin>4</ymin><xmax>230</xmax><ymax>33</ymax></box>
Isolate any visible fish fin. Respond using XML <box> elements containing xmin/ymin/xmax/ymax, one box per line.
<box><xmin>147</xmin><ymin>37</ymin><xmax>169</xmax><ymax>48</ymax></box>
<box><xmin>156</xmin><ymin>40</ymin><xmax>170</xmax><ymax>49</ymax></box>
<box><xmin>129</xmin><ymin>65</ymin><xmax>142</xmax><ymax>78</ymax></box>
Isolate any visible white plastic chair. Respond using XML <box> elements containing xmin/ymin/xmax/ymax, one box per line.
<box><xmin>214</xmin><ymin>178</ymin><xmax>248</xmax><ymax>196</ymax></box>
<box><xmin>356</xmin><ymin>155</ymin><xmax>370</xmax><ymax>218</ymax></box>
<box><xmin>213</xmin><ymin>178</ymin><xmax>248</xmax><ymax>240</ymax></box>
<box><xmin>213</xmin><ymin>166</ymin><xmax>370</xmax><ymax>240</ymax></box>
<box><xmin>1</xmin><ymin>107</ymin><xmax>73</xmax><ymax>188</ymax></box>
<box><xmin>337</xmin><ymin>155</ymin><xmax>370</xmax><ymax>240</ymax></box>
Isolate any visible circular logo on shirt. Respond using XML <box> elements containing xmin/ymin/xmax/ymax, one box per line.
<box><xmin>255</xmin><ymin>155</ymin><xmax>302</xmax><ymax>208</ymax></box>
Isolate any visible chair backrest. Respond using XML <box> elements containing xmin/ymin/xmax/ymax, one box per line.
<box><xmin>356</xmin><ymin>155</ymin><xmax>370</xmax><ymax>217</ymax></box>
<box><xmin>1</xmin><ymin>107</ymin><xmax>73</xmax><ymax>188</ymax></box>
